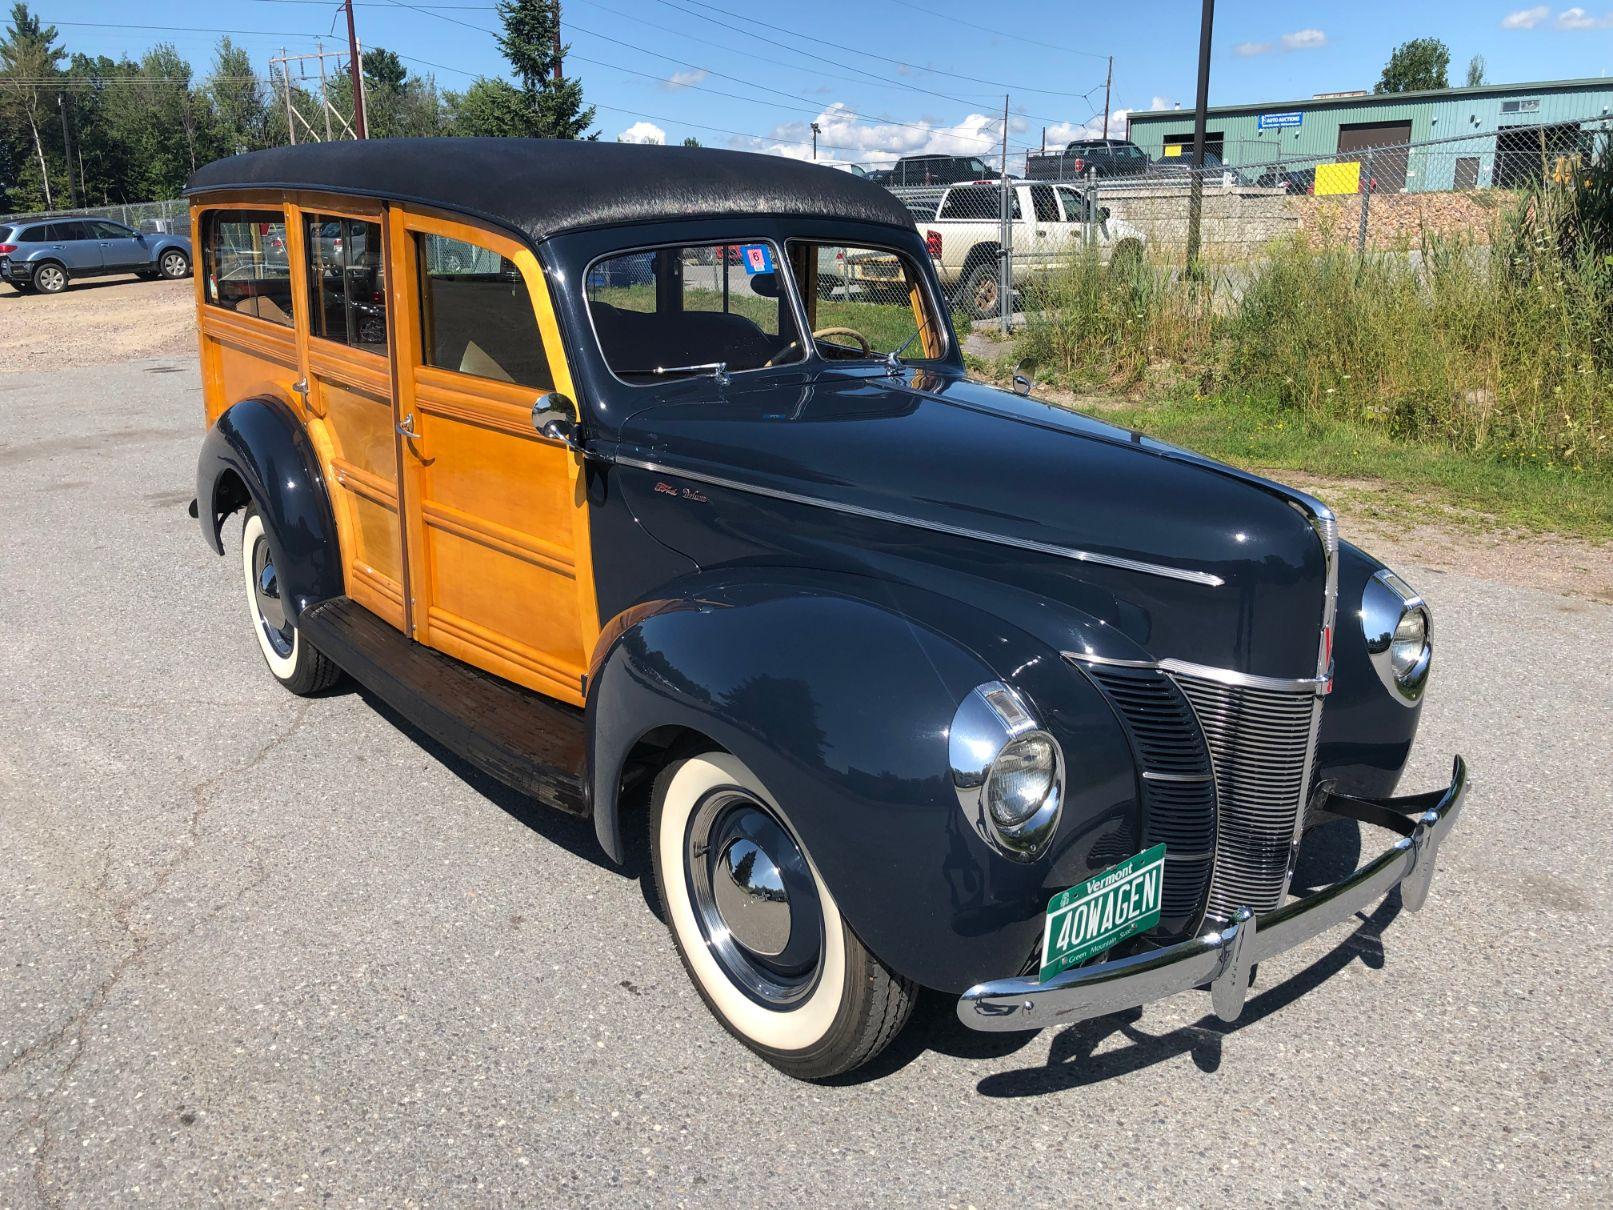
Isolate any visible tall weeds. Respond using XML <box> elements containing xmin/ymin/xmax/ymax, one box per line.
<box><xmin>1017</xmin><ymin>148</ymin><xmax>1613</xmax><ymax>473</ymax></box>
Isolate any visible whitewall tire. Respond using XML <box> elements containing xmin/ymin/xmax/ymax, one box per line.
<box><xmin>651</xmin><ymin>751</ymin><xmax>915</xmax><ymax>1079</ymax></box>
<box><xmin>240</xmin><ymin>508</ymin><xmax>341</xmax><ymax>695</ymax></box>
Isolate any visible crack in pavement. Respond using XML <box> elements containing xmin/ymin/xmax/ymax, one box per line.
<box><xmin>6</xmin><ymin>699</ymin><xmax>313</xmax><ymax>1208</ymax></box>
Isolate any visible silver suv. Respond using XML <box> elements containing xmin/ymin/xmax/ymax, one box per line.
<box><xmin>0</xmin><ymin>217</ymin><xmax>192</xmax><ymax>295</ymax></box>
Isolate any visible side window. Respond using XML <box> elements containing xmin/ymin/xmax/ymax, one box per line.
<box><xmin>304</xmin><ymin>214</ymin><xmax>387</xmax><ymax>355</ymax></box>
<box><xmin>203</xmin><ymin>210</ymin><xmax>294</xmax><ymax>328</ymax></box>
<box><xmin>53</xmin><ymin>220</ymin><xmax>90</xmax><ymax>241</ymax></box>
<box><xmin>90</xmin><ymin>221</ymin><xmax>133</xmax><ymax>239</ymax></box>
<box><xmin>1056</xmin><ymin>186</ymin><xmax>1088</xmax><ymax>222</ymax></box>
<box><xmin>1030</xmin><ymin>185</ymin><xmax>1060</xmax><ymax>223</ymax></box>
<box><xmin>415</xmin><ymin>232</ymin><xmax>551</xmax><ymax>388</ymax></box>
<box><xmin>938</xmin><ymin>186</ymin><xmax>1019</xmax><ymax>220</ymax></box>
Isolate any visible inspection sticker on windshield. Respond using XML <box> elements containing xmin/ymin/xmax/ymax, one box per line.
<box><xmin>1039</xmin><ymin>844</ymin><xmax>1165</xmax><ymax>982</ymax></box>
<box><xmin>739</xmin><ymin>243</ymin><xmax>774</xmax><ymax>275</ymax></box>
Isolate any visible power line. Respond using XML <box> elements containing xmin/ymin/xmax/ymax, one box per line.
<box><xmin>880</xmin><ymin>0</ymin><xmax>1112</xmax><ymax>60</ymax></box>
<box><xmin>46</xmin><ymin>19</ymin><xmax>327</xmax><ymax>38</ymax></box>
<box><xmin>655</xmin><ymin>0</ymin><xmax>1097</xmax><ymax>100</ymax></box>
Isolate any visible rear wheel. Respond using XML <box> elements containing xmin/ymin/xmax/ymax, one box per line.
<box><xmin>33</xmin><ymin>262</ymin><xmax>67</xmax><ymax>294</ymax></box>
<box><xmin>651</xmin><ymin>752</ymin><xmax>915</xmax><ymax>1080</ymax></box>
<box><xmin>240</xmin><ymin>507</ymin><xmax>341</xmax><ymax>695</ymax></box>
<box><xmin>962</xmin><ymin>261</ymin><xmax>1001</xmax><ymax>319</ymax></box>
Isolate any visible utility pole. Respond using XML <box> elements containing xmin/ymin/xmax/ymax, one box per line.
<box><xmin>1102</xmin><ymin>56</ymin><xmax>1113</xmax><ymax>140</ymax></box>
<box><xmin>811</xmin><ymin>121</ymin><xmax>820</xmax><ymax>160</ymax></box>
<box><xmin>1185</xmin><ymin>0</ymin><xmax>1214</xmax><ymax>271</ymax></box>
<box><xmin>57</xmin><ymin>92</ymin><xmax>80</xmax><ymax>208</ymax></box>
<box><xmin>344</xmin><ymin>0</ymin><xmax>368</xmax><ymax>138</ymax></box>
<box><xmin>553</xmin><ymin>0</ymin><xmax>563</xmax><ymax>81</ymax></box>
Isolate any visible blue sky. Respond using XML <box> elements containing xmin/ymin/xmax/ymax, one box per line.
<box><xmin>39</xmin><ymin>0</ymin><xmax>1613</xmax><ymax>164</ymax></box>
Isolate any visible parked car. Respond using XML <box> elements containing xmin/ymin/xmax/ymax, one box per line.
<box><xmin>869</xmin><ymin>153</ymin><xmax>997</xmax><ymax>187</ymax></box>
<box><xmin>0</xmin><ymin>216</ymin><xmax>191</xmax><ymax>294</ymax></box>
<box><xmin>185</xmin><ymin>140</ymin><xmax>1466</xmax><ymax>1081</ymax></box>
<box><xmin>1025</xmin><ymin>138</ymin><xmax>1152</xmax><ymax>181</ymax></box>
<box><xmin>898</xmin><ymin>180</ymin><xmax>1147</xmax><ymax>316</ymax></box>
<box><xmin>1253</xmin><ymin>164</ymin><xmax>1318</xmax><ymax>194</ymax></box>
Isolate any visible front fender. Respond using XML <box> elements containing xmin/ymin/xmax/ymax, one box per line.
<box><xmin>1314</xmin><ymin>541</ymin><xmax>1425</xmax><ymax>798</ymax></box>
<box><xmin>587</xmin><ymin>567</ymin><xmax>1137</xmax><ymax>993</ymax></box>
<box><xmin>195</xmin><ymin>397</ymin><xmax>342</xmax><ymax>623</ymax></box>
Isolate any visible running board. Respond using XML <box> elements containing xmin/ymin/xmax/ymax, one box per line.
<box><xmin>297</xmin><ymin>597</ymin><xmax>588</xmax><ymax>815</ymax></box>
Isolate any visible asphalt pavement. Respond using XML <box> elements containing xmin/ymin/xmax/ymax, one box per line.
<box><xmin>2</xmin><ymin>357</ymin><xmax>1610</xmax><ymax>1207</ymax></box>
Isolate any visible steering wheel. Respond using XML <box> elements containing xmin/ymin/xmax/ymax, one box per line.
<box><xmin>811</xmin><ymin>327</ymin><xmax>872</xmax><ymax>356</ymax></box>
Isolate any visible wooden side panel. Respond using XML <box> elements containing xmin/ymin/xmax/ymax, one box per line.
<box><xmin>392</xmin><ymin>206</ymin><xmax>597</xmax><ymax>707</ymax></box>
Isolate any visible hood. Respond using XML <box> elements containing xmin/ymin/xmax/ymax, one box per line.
<box><xmin>608</xmin><ymin>367</ymin><xmax>1329</xmax><ymax>678</ymax></box>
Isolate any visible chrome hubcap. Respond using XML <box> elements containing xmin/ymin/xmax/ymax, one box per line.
<box><xmin>250</xmin><ymin>534</ymin><xmax>294</xmax><ymax>657</ymax></box>
<box><xmin>39</xmin><ymin>267</ymin><xmax>63</xmax><ymax>290</ymax></box>
<box><xmin>687</xmin><ymin>792</ymin><xmax>823</xmax><ymax>1008</ymax></box>
<box><xmin>164</xmin><ymin>254</ymin><xmax>184</xmax><ymax>275</ymax></box>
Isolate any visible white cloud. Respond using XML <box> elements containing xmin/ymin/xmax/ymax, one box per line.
<box><xmin>1500</xmin><ymin>5</ymin><xmax>1550</xmax><ymax>28</ymax></box>
<box><xmin>1236</xmin><ymin>41</ymin><xmax>1275</xmax><ymax>56</ymax></box>
<box><xmin>1281</xmin><ymin>28</ymin><xmax>1327</xmax><ymax>50</ymax></box>
<box><xmin>617</xmin><ymin>120</ymin><xmax>666</xmax><ymax>145</ymax></box>
<box><xmin>663</xmin><ymin>68</ymin><xmax>709</xmax><ymax>89</ymax></box>
<box><xmin>734</xmin><ymin>102</ymin><xmax>1011</xmax><ymax>167</ymax></box>
<box><xmin>1040</xmin><ymin>97</ymin><xmax>1175</xmax><ymax>147</ymax></box>
<box><xmin>1555</xmin><ymin>6</ymin><xmax>1613</xmax><ymax>28</ymax></box>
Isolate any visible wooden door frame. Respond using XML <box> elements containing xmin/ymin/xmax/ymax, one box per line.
<box><xmin>387</xmin><ymin>202</ymin><xmax>600</xmax><ymax>705</ymax></box>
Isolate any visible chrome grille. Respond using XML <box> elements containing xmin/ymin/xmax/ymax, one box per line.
<box><xmin>1081</xmin><ymin>664</ymin><xmax>1216</xmax><ymax>933</ymax></box>
<box><xmin>1172</xmin><ymin>672</ymin><xmax>1322</xmax><ymax>916</ymax></box>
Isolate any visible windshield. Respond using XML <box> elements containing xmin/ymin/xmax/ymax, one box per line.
<box><xmin>586</xmin><ymin>242</ymin><xmax>805</xmax><ymax>383</ymax></box>
<box><xmin>786</xmin><ymin>241</ymin><xmax>947</xmax><ymax>363</ymax></box>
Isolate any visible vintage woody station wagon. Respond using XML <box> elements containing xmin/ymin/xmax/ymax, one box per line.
<box><xmin>185</xmin><ymin>140</ymin><xmax>1466</xmax><ymax>1079</ymax></box>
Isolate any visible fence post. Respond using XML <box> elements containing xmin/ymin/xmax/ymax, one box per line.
<box><xmin>1357</xmin><ymin>147</ymin><xmax>1373</xmax><ymax>253</ymax></box>
<box><xmin>1091</xmin><ymin>169</ymin><xmax>1101</xmax><ymax>250</ymax></box>
<box><xmin>998</xmin><ymin>174</ymin><xmax>1013</xmax><ymax>335</ymax></box>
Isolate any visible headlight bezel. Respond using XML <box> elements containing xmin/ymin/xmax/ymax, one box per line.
<box><xmin>949</xmin><ymin>681</ymin><xmax>1065</xmax><ymax>862</ymax></box>
<box><xmin>1362</xmin><ymin>569</ymin><xmax>1433</xmax><ymax>705</ymax></box>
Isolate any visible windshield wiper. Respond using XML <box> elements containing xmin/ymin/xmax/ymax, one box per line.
<box><xmin>623</xmin><ymin>360</ymin><xmax>731</xmax><ymax>386</ymax></box>
<box><xmin>884</xmin><ymin>328</ymin><xmax>923</xmax><ymax>376</ymax></box>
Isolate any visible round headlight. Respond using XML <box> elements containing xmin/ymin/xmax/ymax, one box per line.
<box><xmin>985</xmin><ymin>733</ymin><xmax>1057</xmax><ymax>827</ymax></box>
<box><xmin>1390</xmin><ymin>608</ymin><xmax>1428</xmax><ymax>681</ymax></box>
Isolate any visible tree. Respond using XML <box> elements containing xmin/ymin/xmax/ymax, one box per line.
<box><xmin>1465</xmin><ymin>55</ymin><xmax>1486</xmax><ymax>88</ymax></box>
<box><xmin>0</xmin><ymin>3</ymin><xmax>66</xmax><ymax>208</ymax></box>
<box><xmin>491</xmin><ymin>0</ymin><xmax>594</xmax><ymax>139</ymax></box>
<box><xmin>681</xmin><ymin>135</ymin><xmax>700</xmax><ymax>148</ymax></box>
<box><xmin>208</xmin><ymin>37</ymin><xmax>271</xmax><ymax>158</ymax></box>
<box><xmin>1375</xmin><ymin>38</ymin><xmax>1450</xmax><ymax>94</ymax></box>
<box><xmin>448</xmin><ymin>77</ymin><xmax>529</xmax><ymax>137</ymax></box>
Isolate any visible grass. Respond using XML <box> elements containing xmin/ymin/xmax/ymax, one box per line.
<box><xmin>1001</xmin><ymin>153</ymin><xmax>1613</xmax><ymax>542</ymax></box>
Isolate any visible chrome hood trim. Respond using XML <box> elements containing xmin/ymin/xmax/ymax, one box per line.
<box><xmin>610</xmin><ymin>454</ymin><xmax>1226</xmax><ymax>588</ymax></box>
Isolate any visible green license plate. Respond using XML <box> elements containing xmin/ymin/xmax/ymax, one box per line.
<box><xmin>1039</xmin><ymin>844</ymin><xmax>1166</xmax><ymax>982</ymax></box>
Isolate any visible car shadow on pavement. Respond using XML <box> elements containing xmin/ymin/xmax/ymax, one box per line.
<box><xmin>356</xmin><ymin>689</ymin><xmax>621</xmax><ymax>875</ymax></box>
<box><xmin>965</xmin><ymin>819</ymin><xmax>1410</xmax><ymax>1096</ymax></box>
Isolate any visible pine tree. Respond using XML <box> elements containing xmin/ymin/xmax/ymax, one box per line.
<box><xmin>492</xmin><ymin>0</ymin><xmax>594</xmax><ymax>139</ymax></box>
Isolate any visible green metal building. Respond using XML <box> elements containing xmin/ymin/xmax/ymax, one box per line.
<box><xmin>1127</xmin><ymin>78</ymin><xmax>1613</xmax><ymax>192</ymax></box>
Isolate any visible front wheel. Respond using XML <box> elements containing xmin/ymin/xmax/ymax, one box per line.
<box><xmin>159</xmin><ymin>249</ymin><xmax>190</xmax><ymax>279</ymax></box>
<box><xmin>651</xmin><ymin>752</ymin><xmax>915</xmax><ymax>1080</ymax></box>
<box><xmin>240</xmin><ymin>508</ymin><xmax>342</xmax><ymax>695</ymax></box>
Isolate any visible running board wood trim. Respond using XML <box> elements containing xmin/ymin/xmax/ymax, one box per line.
<box><xmin>298</xmin><ymin>596</ymin><xmax>589</xmax><ymax>815</ymax></box>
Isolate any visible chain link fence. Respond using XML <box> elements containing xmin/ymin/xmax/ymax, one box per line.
<box><xmin>0</xmin><ymin>198</ymin><xmax>190</xmax><ymax>232</ymax></box>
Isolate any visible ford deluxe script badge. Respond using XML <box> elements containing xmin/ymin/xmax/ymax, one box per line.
<box><xmin>1039</xmin><ymin>844</ymin><xmax>1166</xmax><ymax>981</ymax></box>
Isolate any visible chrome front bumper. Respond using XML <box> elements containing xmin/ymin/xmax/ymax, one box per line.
<box><xmin>957</xmin><ymin>757</ymin><xmax>1467</xmax><ymax>1032</ymax></box>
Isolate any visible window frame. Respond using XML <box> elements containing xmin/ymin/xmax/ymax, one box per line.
<box><xmin>785</xmin><ymin>237</ymin><xmax>952</xmax><ymax>366</ymax></box>
<box><xmin>200</xmin><ymin>206</ymin><xmax>297</xmax><ymax>331</ymax></box>
<box><xmin>581</xmin><ymin>236</ymin><xmax>811</xmax><ymax>389</ymax></box>
<box><xmin>302</xmin><ymin>209</ymin><xmax>389</xmax><ymax>360</ymax></box>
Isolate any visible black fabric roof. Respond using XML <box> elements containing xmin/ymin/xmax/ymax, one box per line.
<box><xmin>186</xmin><ymin>138</ymin><xmax>918</xmax><ymax>243</ymax></box>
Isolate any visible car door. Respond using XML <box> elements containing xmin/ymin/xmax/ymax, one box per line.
<box><xmin>48</xmin><ymin>221</ymin><xmax>103</xmax><ymax>274</ymax></box>
<box><xmin>1027</xmin><ymin>184</ymin><xmax>1063</xmax><ymax>271</ymax></box>
<box><xmin>390</xmin><ymin>206</ymin><xmax>597</xmax><ymax>707</ymax></box>
<box><xmin>1055</xmin><ymin>185</ymin><xmax>1099</xmax><ymax>251</ymax></box>
<box><xmin>90</xmin><ymin>220</ymin><xmax>146</xmax><ymax>269</ymax></box>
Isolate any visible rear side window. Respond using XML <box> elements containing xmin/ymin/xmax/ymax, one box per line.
<box><xmin>305</xmin><ymin>214</ymin><xmax>387</xmax><ymax>355</ymax></box>
<box><xmin>203</xmin><ymin>210</ymin><xmax>294</xmax><ymax>328</ymax></box>
<box><xmin>415</xmin><ymin>232</ymin><xmax>551</xmax><ymax>388</ymax></box>
<box><xmin>52</xmin><ymin>221</ymin><xmax>90</xmax><ymax>241</ymax></box>
<box><xmin>1030</xmin><ymin>185</ymin><xmax>1060</xmax><ymax>223</ymax></box>
<box><xmin>939</xmin><ymin>186</ymin><xmax>1020</xmax><ymax>220</ymax></box>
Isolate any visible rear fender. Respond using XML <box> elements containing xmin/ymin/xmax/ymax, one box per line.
<box><xmin>194</xmin><ymin>396</ymin><xmax>342</xmax><ymax>623</ymax></box>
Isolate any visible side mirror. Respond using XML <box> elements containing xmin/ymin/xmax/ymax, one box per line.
<box><xmin>1098</xmin><ymin>206</ymin><xmax>1112</xmax><ymax>223</ymax></box>
<box><xmin>1012</xmin><ymin>358</ymin><xmax>1039</xmax><ymax>397</ymax></box>
<box><xmin>531</xmin><ymin>391</ymin><xmax>581</xmax><ymax>450</ymax></box>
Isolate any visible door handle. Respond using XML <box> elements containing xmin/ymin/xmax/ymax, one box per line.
<box><xmin>396</xmin><ymin>412</ymin><xmax>421</xmax><ymax>440</ymax></box>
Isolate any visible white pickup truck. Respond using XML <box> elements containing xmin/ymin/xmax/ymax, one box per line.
<box><xmin>889</xmin><ymin>180</ymin><xmax>1145</xmax><ymax>317</ymax></box>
